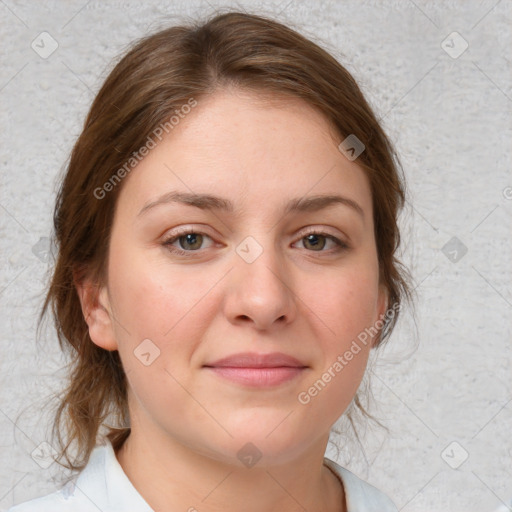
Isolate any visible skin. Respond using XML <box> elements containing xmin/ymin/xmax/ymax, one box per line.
<box><xmin>77</xmin><ymin>87</ymin><xmax>387</xmax><ymax>512</ymax></box>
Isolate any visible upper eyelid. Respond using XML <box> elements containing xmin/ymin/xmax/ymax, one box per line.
<box><xmin>163</xmin><ymin>225</ymin><xmax>345</xmax><ymax>240</ymax></box>
<box><xmin>162</xmin><ymin>226</ymin><xmax>349</xmax><ymax>249</ymax></box>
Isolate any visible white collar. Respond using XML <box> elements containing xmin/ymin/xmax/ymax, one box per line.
<box><xmin>72</xmin><ymin>439</ymin><xmax>153</xmax><ymax>511</ymax></box>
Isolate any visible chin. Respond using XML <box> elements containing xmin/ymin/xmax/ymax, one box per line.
<box><xmin>200</xmin><ymin>417</ymin><xmax>317</xmax><ymax>468</ymax></box>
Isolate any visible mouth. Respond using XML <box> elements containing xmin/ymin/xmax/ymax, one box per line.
<box><xmin>203</xmin><ymin>352</ymin><xmax>309</xmax><ymax>388</ymax></box>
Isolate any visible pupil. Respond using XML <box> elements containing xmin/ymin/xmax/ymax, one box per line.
<box><xmin>182</xmin><ymin>233</ymin><xmax>201</xmax><ymax>250</ymax></box>
<box><xmin>305</xmin><ymin>234</ymin><xmax>324</xmax><ymax>250</ymax></box>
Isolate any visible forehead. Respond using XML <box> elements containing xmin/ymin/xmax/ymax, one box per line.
<box><xmin>115</xmin><ymin>88</ymin><xmax>372</xmax><ymax>220</ymax></box>
<box><xmin>178</xmin><ymin>87</ymin><xmax>341</xmax><ymax>148</ymax></box>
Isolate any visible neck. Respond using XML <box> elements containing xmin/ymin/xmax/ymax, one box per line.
<box><xmin>115</xmin><ymin>422</ymin><xmax>345</xmax><ymax>512</ymax></box>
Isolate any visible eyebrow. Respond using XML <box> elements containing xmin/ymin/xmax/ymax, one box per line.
<box><xmin>137</xmin><ymin>191</ymin><xmax>364</xmax><ymax>219</ymax></box>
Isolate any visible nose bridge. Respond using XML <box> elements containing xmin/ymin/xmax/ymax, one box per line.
<box><xmin>237</xmin><ymin>234</ymin><xmax>283</xmax><ymax>290</ymax></box>
<box><xmin>226</xmin><ymin>231</ymin><xmax>296</xmax><ymax>329</ymax></box>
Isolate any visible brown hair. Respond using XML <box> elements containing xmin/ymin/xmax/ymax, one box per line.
<box><xmin>40</xmin><ymin>9</ymin><xmax>411</xmax><ymax>472</ymax></box>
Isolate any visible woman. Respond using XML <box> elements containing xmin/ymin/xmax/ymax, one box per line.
<box><xmin>9</xmin><ymin>10</ymin><xmax>410</xmax><ymax>512</ymax></box>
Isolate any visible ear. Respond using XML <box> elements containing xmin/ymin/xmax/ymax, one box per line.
<box><xmin>372</xmin><ymin>284</ymin><xmax>389</xmax><ymax>348</ymax></box>
<box><xmin>74</xmin><ymin>273</ymin><xmax>118</xmax><ymax>352</ymax></box>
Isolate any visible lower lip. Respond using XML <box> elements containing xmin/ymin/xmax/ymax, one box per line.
<box><xmin>205</xmin><ymin>367</ymin><xmax>306</xmax><ymax>387</ymax></box>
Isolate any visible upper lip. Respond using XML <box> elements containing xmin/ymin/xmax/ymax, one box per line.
<box><xmin>204</xmin><ymin>352</ymin><xmax>307</xmax><ymax>368</ymax></box>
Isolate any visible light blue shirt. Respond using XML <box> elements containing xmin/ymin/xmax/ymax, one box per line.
<box><xmin>8</xmin><ymin>440</ymin><xmax>398</xmax><ymax>511</ymax></box>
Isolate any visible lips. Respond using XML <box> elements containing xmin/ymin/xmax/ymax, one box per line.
<box><xmin>203</xmin><ymin>352</ymin><xmax>308</xmax><ymax>387</ymax></box>
<box><xmin>205</xmin><ymin>352</ymin><xmax>307</xmax><ymax>369</ymax></box>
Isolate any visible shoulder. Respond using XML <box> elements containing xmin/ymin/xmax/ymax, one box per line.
<box><xmin>324</xmin><ymin>458</ymin><xmax>398</xmax><ymax>512</ymax></box>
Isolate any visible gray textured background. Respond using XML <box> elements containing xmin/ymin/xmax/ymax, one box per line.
<box><xmin>1</xmin><ymin>1</ymin><xmax>511</xmax><ymax>511</ymax></box>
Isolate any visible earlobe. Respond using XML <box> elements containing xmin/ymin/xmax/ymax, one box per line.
<box><xmin>74</xmin><ymin>274</ymin><xmax>118</xmax><ymax>352</ymax></box>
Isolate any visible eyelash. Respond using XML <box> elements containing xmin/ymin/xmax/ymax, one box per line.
<box><xmin>161</xmin><ymin>227</ymin><xmax>349</xmax><ymax>257</ymax></box>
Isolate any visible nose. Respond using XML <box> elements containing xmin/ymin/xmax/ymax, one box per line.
<box><xmin>223</xmin><ymin>236</ymin><xmax>297</xmax><ymax>331</ymax></box>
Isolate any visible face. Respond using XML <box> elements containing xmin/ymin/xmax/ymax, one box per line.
<box><xmin>81</xmin><ymin>88</ymin><xmax>387</xmax><ymax>467</ymax></box>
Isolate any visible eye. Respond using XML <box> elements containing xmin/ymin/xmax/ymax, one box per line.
<box><xmin>162</xmin><ymin>229</ymin><xmax>214</xmax><ymax>255</ymax></box>
<box><xmin>162</xmin><ymin>227</ymin><xmax>349</xmax><ymax>257</ymax></box>
<box><xmin>293</xmin><ymin>229</ymin><xmax>349</xmax><ymax>253</ymax></box>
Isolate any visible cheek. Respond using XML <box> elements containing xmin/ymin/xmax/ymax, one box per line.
<box><xmin>304</xmin><ymin>261</ymin><xmax>381</xmax><ymax>346</ymax></box>
<box><xmin>296</xmin><ymin>261</ymin><xmax>379</xmax><ymax>409</ymax></box>
<box><xmin>110</xmin><ymin>269</ymin><xmax>175</xmax><ymax>340</ymax></box>
<box><xmin>107</xmin><ymin>250</ymin><xmax>223</xmax><ymax>385</ymax></box>
<box><xmin>108</xmin><ymin>249</ymin><xmax>209</xmax><ymax>339</ymax></box>
<box><xmin>107</xmin><ymin>257</ymin><xmax>206</xmax><ymax>422</ymax></box>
